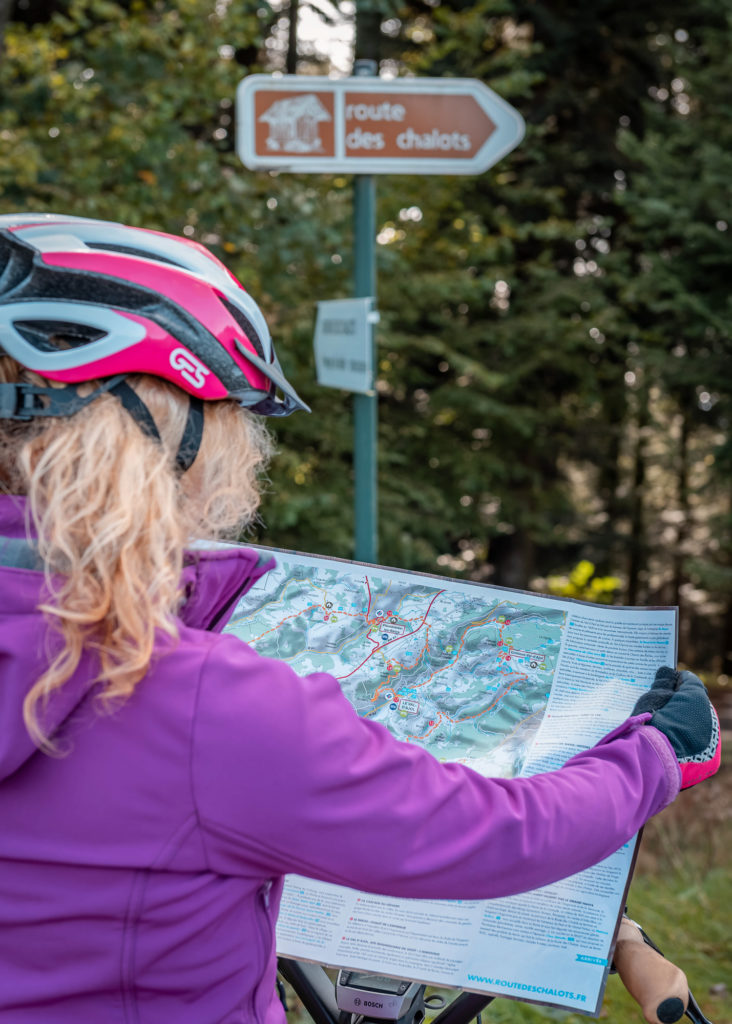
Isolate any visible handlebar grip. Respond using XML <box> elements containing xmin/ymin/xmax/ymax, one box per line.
<box><xmin>613</xmin><ymin>919</ymin><xmax>689</xmax><ymax>1024</ymax></box>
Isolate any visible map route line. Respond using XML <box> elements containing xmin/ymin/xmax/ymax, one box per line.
<box><xmin>393</xmin><ymin>613</ymin><xmax>502</xmax><ymax>697</ymax></box>
<box><xmin>226</xmin><ymin>578</ymin><xmax>315</xmax><ymax>627</ymax></box>
<box><xmin>371</xmin><ymin>650</ymin><xmax>427</xmax><ymax>701</ymax></box>
<box><xmin>410</xmin><ymin>713</ymin><xmax>444</xmax><ymax>740</ymax></box>
<box><xmin>406</xmin><ymin>675</ymin><xmax>527</xmax><ymax>741</ymax></box>
<box><xmin>223</xmin><ymin>549</ymin><xmax>573</xmax><ymax>780</ymax></box>
<box><xmin>230</xmin><ymin>577</ymin><xmax>340</xmax><ymax>631</ymax></box>
<box><xmin>454</xmin><ymin>673</ymin><xmax>529</xmax><ymax>722</ymax></box>
<box><xmin>398</xmin><ymin>611</ymin><xmax>503</xmax><ymax>677</ymax></box>
<box><xmin>411</xmin><ymin>705</ymin><xmax>544</xmax><ymax>752</ymax></box>
<box><xmin>239</xmin><ymin>584</ymin><xmax>375</xmax><ymax>645</ymax></box>
<box><xmin>364</xmin><ymin>577</ymin><xmax>394</xmax><ymax>624</ymax></box>
<box><xmin>246</xmin><ymin>603</ymin><xmax>320</xmax><ymax>643</ymax></box>
<box><xmin>337</xmin><ymin>588</ymin><xmax>445</xmax><ymax>681</ymax></box>
<box><xmin>371</xmin><ymin>612</ymin><xmax>511</xmax><ymax>705</ymax></box>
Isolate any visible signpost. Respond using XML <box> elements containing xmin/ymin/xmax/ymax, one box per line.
<box><xmin>351</xmin><ymin>61</ymin><xmax>379</xmax><ymax>563</ymax></box>
<box><xmin>236</xmin><ymin>72</ymin><xmax>525</xmax><ymax>563</ymax></box>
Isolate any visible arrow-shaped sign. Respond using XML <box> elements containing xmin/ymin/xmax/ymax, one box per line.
<box><xmin>237</xmin><ymin>75</ymin><xmax>525</xmax><ymax>176</ymax></box>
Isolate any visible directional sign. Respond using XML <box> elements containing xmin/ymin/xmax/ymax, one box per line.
<box><xmin>237</xmin><ymin>75</ymin><xmax>525</xmax><ymax>175</ymax></box>
<box><xmin>313</xmin><ymin>297</ymin><xmax>378</xmax><ymax>393</ymax></box>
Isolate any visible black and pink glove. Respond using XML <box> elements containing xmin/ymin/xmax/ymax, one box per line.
<box><xmin>633</xmin><ymin>667</ymin><xmax>721</xmax><ymax>789</ymax></box>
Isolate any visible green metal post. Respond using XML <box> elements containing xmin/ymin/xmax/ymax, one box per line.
<box><xmin>353</xmin><ymin>60</ymin><xmax>378</xmax><ymax>564</ymax></box>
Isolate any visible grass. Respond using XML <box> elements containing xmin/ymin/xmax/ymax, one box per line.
<box><xmin>282</xmin><ymin>763</ymin><xmax>731</xmax><ymax>1024</ymax></box>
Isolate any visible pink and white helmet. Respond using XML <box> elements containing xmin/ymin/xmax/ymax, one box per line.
<box><xmin>0</xmin><ymin>212</ymin><xmax>309</xmax><ymax>419</ymax></box>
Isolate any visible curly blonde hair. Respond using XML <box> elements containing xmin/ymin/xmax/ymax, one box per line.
<box><xmin>0</xmin><ymin>359</ymin><xmax>273</xmax><ymax>749</ymax></box>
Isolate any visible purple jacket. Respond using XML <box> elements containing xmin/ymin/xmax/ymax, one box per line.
<box><xmin>0</xmin><ymin>494</ymin><xmax>680</xmax><ymax>1023</ymax></box>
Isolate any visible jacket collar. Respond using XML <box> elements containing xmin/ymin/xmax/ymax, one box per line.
<box><xmin>179</xmin><ymin>544</ymin><xmax>274</xmax><ymax>633</ymax></box>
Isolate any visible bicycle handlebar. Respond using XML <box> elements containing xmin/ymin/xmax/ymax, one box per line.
<box><xmin>613</xmin><ymin>918</ymin><xmax>688</xmax><ymax>1024</ymax></box>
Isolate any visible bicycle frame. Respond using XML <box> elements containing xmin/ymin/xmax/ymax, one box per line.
<box><xmin>278</xmin><ymin>958</ymin><xmax>494</xmax><ymax>1024</ymax></box>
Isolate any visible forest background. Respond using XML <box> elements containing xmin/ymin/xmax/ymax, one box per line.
<box><xmin>1</xmin><ymin>1</ymin><xmax>731</xmax><ymax>1019</ymax></box>
<box><xmin>5</xmin><ymin>0</ymin><xmax>730</xmax><ymax>677</ymax></box>
<box><xmin>2</xmin><ymin>0</ymin><xmax>731</xmax><ymax>679</ymax></box>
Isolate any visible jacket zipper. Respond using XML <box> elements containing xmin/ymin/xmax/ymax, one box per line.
<box><xmin>249</xmin><ymin>881</ymin><xmax>275</xmax><ymax>1022</ymax></box>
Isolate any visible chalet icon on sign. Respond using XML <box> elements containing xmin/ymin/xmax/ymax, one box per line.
<box><xmin>259</xmin><ymin>94</ymin><xmax>331</xmax><ymax>152</ymax></box>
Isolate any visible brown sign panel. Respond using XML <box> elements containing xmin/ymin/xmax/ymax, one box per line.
<box><xmin>238</xmin><ymin>76</ymin><xmax>524</xmax><ymax>176</ymax></box>
<box><xmin>343</xmin><ymin>92</ymin><xmax>495</xmax><ymax>160</ymax></box>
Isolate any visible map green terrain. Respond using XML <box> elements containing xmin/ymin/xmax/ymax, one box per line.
<box><xmin>225</xmin><ymin>551</ymin><xmax>568</xmax><ymax>777</ymax></box>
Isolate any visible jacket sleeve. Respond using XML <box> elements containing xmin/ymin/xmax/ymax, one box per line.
<box><xmin>191</xmin><ymin>632</ymin><xmax>680</xmax><ymax>899</ymax></box>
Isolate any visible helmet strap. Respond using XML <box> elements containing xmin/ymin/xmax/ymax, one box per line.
<box><xmin>108</xmin><ymin>380</ymin><xmax>204</xmax><ymax>473</ymax></box>
<box><xmin>0</xmin><ymin>376</ymin><xmax>204</xmax><ymax>474</ymax></box>
<box><xmin>107</xmin><ymin>379</ymin><xmax>161</xmax><ymax>442</ymax></box>
<box><xmin>174</xmin><ymin>395</ymin><xmax>204</xmax><ymax>473</ymax></box>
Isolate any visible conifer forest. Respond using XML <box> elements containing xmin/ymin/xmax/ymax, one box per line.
<box><xmin>2</xmin><ymin>0</ymin><xmax>731</xmax><ymax>686</ymax></box>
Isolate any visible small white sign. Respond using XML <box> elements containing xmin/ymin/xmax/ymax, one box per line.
<box><xmin>313</xmin><ymin>297</ymin><xmax>377</xmax><ymax>394</ymax></box>
<box><xmin>397</xmin><ymin>698</ymin><xmax>420</xmax><ymax>715</ymax></box>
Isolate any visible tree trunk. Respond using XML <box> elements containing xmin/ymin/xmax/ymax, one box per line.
<box><xmin>286</xmin><ymin>0</ymin><xmax>298</xmax><ymax>75</ymax></box>
<box><xmin>626</xmin><ymin>387</ymin><xmax>649</xmax><ymax>606</ymax></box>
<box><xmin>671</xmin><ymin>408</ymin><xmax>690</xmax><ymax>608</ymax></box>
<box><xmin>596</xmin><ymin>368</ymin><xmax>628</xmax><ymax>577</ymax></box>
<box><xmin>354</xmin><ymin>6</ymin><xmax>381</xmax><ymax>65</ymax></box>
<box><xmin>722</xmin><ymin>488</ymin><xmax>732</xmax><ymax>676</ymax></box>
<box><xmin>721</xmin><ymin>596</ymin><xmax>732</xmax><ymax>675</ymax></box>
<box><xmin>488</xmin><ymin>530</ymin><xmax>534</xmax><ymax>591</ymax></box>
<box><xmin>0</xmin><ymin>0</ymin><xmax>13</xmax><ymax>66</ymax></box>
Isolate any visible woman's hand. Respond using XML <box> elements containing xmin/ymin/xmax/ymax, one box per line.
<box><xmin>633</xmin><ymin>667</ymin><xmax>721</xmax><ymax>789</ymax></box>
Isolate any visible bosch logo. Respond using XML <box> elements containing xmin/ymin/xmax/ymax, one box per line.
<box><xmin>364</xmin><ymin>1000</ymin><xmax>383</xmax><ymax>1008</ymax></box>
<box><xmin>354</xmin><ymin>998</ymin><xmax>361</xmax><ymax>1007</ymax></box>
<box><xmin>169</xmin><ymin>348</ymin><xmax>211</xmax><ymax>390</ymax></box>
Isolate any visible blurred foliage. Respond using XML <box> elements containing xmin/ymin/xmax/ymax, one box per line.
<box><xmin>544</xmin><ymin>560</ymin><xmax>622</xmax><ymax>604</ymax></box>
<box><xmin>1</xmin><ymin>0</ymin><xmax>731</xmax><ymax>670</ymax></box>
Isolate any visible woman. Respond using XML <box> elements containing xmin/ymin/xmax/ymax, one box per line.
<box><xmin>0</xmin><ymin>213</ymin><xmax>719</xmax><ymax>1023</ymax></box>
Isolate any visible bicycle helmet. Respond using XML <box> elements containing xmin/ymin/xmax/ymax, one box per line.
<box><xmin>0</xmin><ymin>212</ymin><xmax>309</xmax><ymax>469</ymax></box>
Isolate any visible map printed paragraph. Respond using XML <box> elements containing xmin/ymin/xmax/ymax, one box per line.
<box><xmin>223</xmin><ymin>546</ymin><xmax>677</xmax><ymax>1014</ymax></box>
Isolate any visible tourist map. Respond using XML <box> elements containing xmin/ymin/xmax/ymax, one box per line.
<box><xmin>225</xmin><ymin>550</ymin><xmax>564</xmax><ymax>777</ymax></box>
<box><xmin>222</xmin><ymin>544</ymin><xmax>678</xmax><ymax>1014</ymax></box>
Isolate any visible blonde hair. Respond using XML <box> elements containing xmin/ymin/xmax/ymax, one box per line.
<box><xmin>0</xmin><ymin>359</ymin><xmax>273</xmax><ymax>748</ymax></box>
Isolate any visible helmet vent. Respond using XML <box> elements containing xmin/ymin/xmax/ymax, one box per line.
<box><xmin>220</xmin><ymin>297</ymin><xmax>266</xmax><ymax>360</ymax></box>
<box><xmin>85</xmin><ymin>242</ymin><xmax>184</xmax><ymax>267</ymax></box>
<box><xmin>14</xmin><ymin>320</ymin><xmax>106</xmax><ymax>352</ymax></box>
<box><xmin>0</xmin><ymin>230</ymin><xmax>36</xmax><ymax>293</ymax></box>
